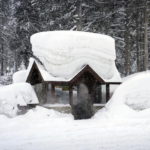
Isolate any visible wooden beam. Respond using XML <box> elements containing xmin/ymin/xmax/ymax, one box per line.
<box><xmin>106</xmin><ymin>84</ymin><xmax>110</xmax><ymax>102</ymax></box>
<box><xmin>77</xmin><ymin>84</ymin><xmax>79</xmax><ymax>102</ymax></box>
<box><xmin>51</xmin><ymin>84</ymin><xmax>55</xmax><ymax>104</ymax></box>
<box><xmin>106</xmin><ymin>82</ymin><xmax>122</xmax><ymax>84</ymax></box>
<box><xmin>69</xmin><ymin>86</ymin><xmax>73</xmax><ymax>106</ymax></box>
<box><xmin>90</xmin><ymin>89</ymin><xmax>94</xmax><ymax>105</ymax></box>
<box><xmin>98</xmin><ymin>85</ymin><xmax>102</xmax><ymax>103</ymax></box>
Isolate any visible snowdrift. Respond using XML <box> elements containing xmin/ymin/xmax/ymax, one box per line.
<box><xmin>0</xmin><ymin>83</ymin><xmax>38</xmax><ymax>117</ymax></box>
<box><xmin>30</xmin><ymin>31</ymin><xmax>121</xmax><ymax>82</ymax></box>
<box><xmin>95</xmin><ymin>71</ymin><xmax>150</xmax><ymax>119</ymax></box>
<box><xmin>21</xmin><ymin>106</ymin><xmax>73</xmax><ymax>120</ymax></box>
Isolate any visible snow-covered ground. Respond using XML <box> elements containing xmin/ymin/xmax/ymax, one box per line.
<box><xmin>1</xmin><ymin>72</ymin><xmax>150</xmax><ymax>150</ymax></box>
<box><xmin>0</xmin><ymin>84</ymin><xmax>4</xmax><ymax>87</ymax></box>
<box><xmin>0</xmin><ymin>106</ymin><xmax>150</xmax><ymax>150</ymax></box>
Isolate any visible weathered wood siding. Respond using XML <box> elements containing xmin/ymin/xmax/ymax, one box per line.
<box><xmin>34</xmin><ymin>82</ymin><xmax>48</xmax><ymax>105</ymax></box>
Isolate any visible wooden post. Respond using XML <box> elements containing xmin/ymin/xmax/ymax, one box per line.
<box><xmin>89</xmin><ymin>83</ymin><xmax>95</xmax><ymax>105</ymax></box>
<box><xmin>90</xmin><ymin>89</ymin><xmax>94</xmax><ymax>105</ymax></box>
<box><xmin>98</xmin><ymin>85</ymin><xmax>102</xmax><ymax>103</ymax></box>
<box><xmin>51</xmin><ymin>83</ymin><xmax>55</xmax><ymax>104</ymax></box>
<box><xmin>69</xmin><ymin>86</ymin><xmax>73</xmax><ymax>106</ymax></box>
<box><xmin>77</xmin><ymin>84</ymin><xmax>79</xmax><ymax>102</ymax></box>
<box><xmin>106</xmin><ymin>84</ymin><xmax>110</xmax><ymax>102</ymax></box>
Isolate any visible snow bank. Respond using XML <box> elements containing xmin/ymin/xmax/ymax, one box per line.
<box><xmin>122</xmin><ymin>70</ymin><xmax>150</xmax><ymax>82</ymax></box>
<box><xmin>23</xmin><ymin>106</ymin><xmax>73</xmax><ymax>120</ymax></box>
<box><xmin>0</xmin><ymin>83</ymin><xmax>39</xmax><ymax>117</ymax></box>
<box><xmin>31</xmin><ymin>31</ymin><xmax>121</xmax><ymax>82</ymax></box>
<box><xmin>95</xmin><ymin>72</ymin><xmax>150</xmax><ymax>119</ymax></box>
<box><xmin>0</xmin><ymin>106</ymin><xmax>150</xmax><ymax>150</ymax></box>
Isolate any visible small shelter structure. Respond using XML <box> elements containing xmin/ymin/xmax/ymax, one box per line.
<box><xmin>26</xmin><ymin>31</ymin><xmax>122</xmax><ymax>112</ymax></box>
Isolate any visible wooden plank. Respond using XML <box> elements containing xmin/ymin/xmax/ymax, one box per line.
<box><xmin>51</xmin><ymin>83</ymin><xmax>55</xmax><ymax>104</ymax></box>
<box><xmin>106</xmin><ymin>82</ymin><xmax>122</xmax><ymax>84</ymax></box>
<box><xmin>77</xmin><ymin>84</ymin><xmax>79</xmax><ymax>102</ymax></box>
<box><xmin>69</xmin><ymin>86</ymin><xmax>73</xmax><ymax>106</ymax></box>
<box><xmin>90</xmin><ymin>89</ymin><xmax>94</xmax><ymax>105</ymax></box>
<box><xmin>106</xmin><ymin>84</ymin><xmax>110</xmax><ymax>102</ymax></box>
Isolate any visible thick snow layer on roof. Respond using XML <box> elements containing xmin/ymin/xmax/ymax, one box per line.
<box><xmin>26</xmin><ymin>58</ymin><xmax>70</xmax><ymax>82</ymax></box>
<box><xmin>31</xmin><ymin>31</ymin><xmax>121</xmax><ymax>82</ymax></box>
<box><xmin>96</xmin><ymin>72</ymin><xmax>150</xmax><ymax>118</ymax></box>
<box><xmin>13</xmin><ymin>70</ymin><xmax>27</xmax><ymax>83</ymax></box>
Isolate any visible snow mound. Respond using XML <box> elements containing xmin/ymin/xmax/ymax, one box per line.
<box><xmin>31</xmin><ymin>31</ymin><xmax>121</xmax><ymax>82</ymax></box>
<box><xmin>0</xmin><ymin>102</ymin><xmax>18</xmax><ymax>118</ymax></box>
<box><xmin>23</xmin><ymin>106</ymin><xmax>73</xmax><ymax>120</ymax></box>
<box><xmin>100</xmin><ymin>72</ymin><xmax>150</xmax><ymax>118</ymax></box>
<box><xmin>0</xmin><ymin>83</ymin><xmax>39</xmax><ymax>117</ymax></box>
<box><xmin>122</xmin><ymin>70</ymin><xmax>150</xmax><ymax>82</ymax></box>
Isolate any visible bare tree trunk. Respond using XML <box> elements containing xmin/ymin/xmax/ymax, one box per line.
<box><xmin>1</xmin><ymin>57</ymin><xmax>4</xmax><ymax>76</ymax></box>
<box><xmin>136</xmin><ymin>9</ymin><xmax>140</xmax><ymax>72</ymax></box>
<box><xmin>139</xmin><ymin>11</ymin><xmax>144</xmax><ymax>71</ymax></box>
<box><xmin>0</xmin><ymin>35</ymin><xmax>4</xmax><ymax>75</ymax></box>
<box><xmin>125</xmin><ymin>3</ymin><xmax>130</xmax><ymax>76</ymax></box>
<box><xmin>144</xmin><ymin>0</ymin><xmax>148</xmax><ymax>71</ymax></box>
<box><xmin>76</xmin><ymin>0</ymin><xmax>82</xmax><ymax>31</ymax></box>
<box><xmin>0</xmin><ymin>1</ymin><xmax>4</xmax><ymax>76</ymax></box>
<box><xmin>13</xmin><ymin>50</ymin><xmax>17</xmax><ymax>72</ymax></box>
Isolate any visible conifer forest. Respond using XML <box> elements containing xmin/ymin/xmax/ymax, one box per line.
<box><xmin>0</xmin><ymin>0</ymin><xmax>150</xmax><ymax>84</ymax></box>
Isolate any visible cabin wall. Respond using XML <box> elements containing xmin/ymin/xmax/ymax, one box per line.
<box><xmin>34</xmin><ymin>82</ymin><xmax>48</xmax><ymax>105</ymax></box>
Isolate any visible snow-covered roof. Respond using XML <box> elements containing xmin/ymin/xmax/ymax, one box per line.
<box><xmin>13</xmin><ymin>70</ymin><xmax>27</xmax><ymax>84</ymax></box>
<box><xmin>0</xmin><ymin>83</ymin><xmax>39</xmax><ymax>107</ymax></box>
<box><xmin>29</xmin><ymin>31</ymin><xmax>121</xmax><ymax>82</ymax></box>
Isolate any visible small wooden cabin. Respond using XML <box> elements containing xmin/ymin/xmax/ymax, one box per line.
<box><xmin>27</xmin><ymin>31</ymin><xmax>122</xmax><ymax>113</ymax></box>
<box><xmin>26</xmin><ymin>60</ymin><xmax>121</xmax><ymax>113</ymax></box>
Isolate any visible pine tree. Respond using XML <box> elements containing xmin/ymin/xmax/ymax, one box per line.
<box><xmin>15</xmin><ymin>0</ymin><xmax>40</xmax><ymax>67</ymax></box>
